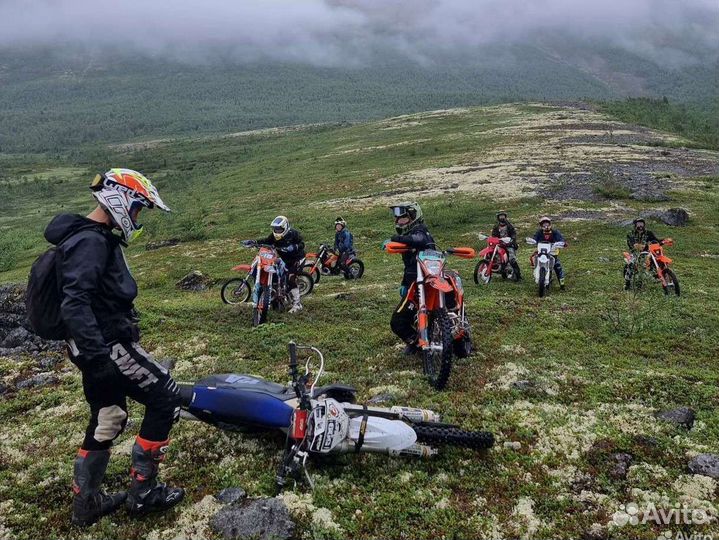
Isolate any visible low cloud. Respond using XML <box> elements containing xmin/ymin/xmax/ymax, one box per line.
<box><xmin>0</xmin><ymin>0</ymin><xmax>717</xmax><ymax>66</ymax></box>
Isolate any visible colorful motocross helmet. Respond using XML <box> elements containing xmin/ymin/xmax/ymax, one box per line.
<box><xmin>90</xmin><ymin>168</ymin><xmax>170</xmax><ymax>242</ymax></box>
<box><xmin>539</xmin><ymin>216</ymin><xmax>552</xmax><ymax>229</ymax></box>
<box><xmin>632</xmin><ymin>218</ymin><xmax>646</xmax><ymax>230</ymax></box>
<box><xmin>390</xmin><ymin>202</ymin><xmax>423</xmax><ymax>235</ymax></box>
<box><xmin>271</xmin><ymin>215</ymin><xmax>290</xmax><ymax>240</ymax></box>
<box><xmin>334</xmin><ymin>216</ymin><xmax>346</xmax><ymax>229</ymax></box>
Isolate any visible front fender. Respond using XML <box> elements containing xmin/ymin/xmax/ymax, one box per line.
<box><xmin>426</xmin><ymin>276</ymin><xmax>453</xmax><ymax>293</ymax></box>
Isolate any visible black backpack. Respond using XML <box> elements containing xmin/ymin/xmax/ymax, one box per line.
<box><xmin>25</xmin><ymin>225</ymin><xmax>105</xmax><ymax>340</ymax></box>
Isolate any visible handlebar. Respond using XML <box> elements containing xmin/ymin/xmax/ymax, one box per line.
<box><xmin>287</xmin><ymin>342</ymin><xmax>325</xmax><ymax>410</ymax></box>
<box><xmin>384</xmin><ymin>241</ymin><xmax>476</xmax><ymax>258</ymax></box>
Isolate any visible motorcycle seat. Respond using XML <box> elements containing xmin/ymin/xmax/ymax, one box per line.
<box><xmin>194</xmin><ymin>373</ymin><xmax>293</xmax><ymax>396</ymax></box>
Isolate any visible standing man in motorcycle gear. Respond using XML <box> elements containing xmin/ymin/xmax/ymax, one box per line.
<box><xmin>624</xmin><ymin>218</ymin><xmax>662</xmax><ymax>289</ymax></box>
<box><xmin>43</xmin><ymin>169</ymin><xmax>184</xmax><ymax>527</ymax></box>
<box><xmin>491</xmin><ymin>211</ymin><xmax>521</xmax><ymax>280</ymax></box>
<box><xmin>387</xmin><ymin>203</ymin><xmax>436</xmax><ymax>355</ymax></box>
<box><xmin>256</xmin><ymin>215</ymin><xmax>306</xmax><ymax>313</ymax></box>
<box><xmin>532</xmin><ymin>216</ymin><xmax>566</xmax><ymax>289</ymax></box>
<box><xmin>334</xmin><ymin>217</ymin><xmax>354</xmax><ymax>270</ymax></box>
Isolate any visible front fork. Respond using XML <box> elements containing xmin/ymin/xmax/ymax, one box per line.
<box><xmin>416</xmin><ymin>284</ymin><xmax>445</xmax><ymax>349</ymax></box>
<box><xmin>252</xmin><ymin>270</ymin><xmax>273</xmax><ymax>306</ymax></box>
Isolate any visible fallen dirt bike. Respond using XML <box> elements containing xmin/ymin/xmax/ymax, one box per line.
<box><xmin>303</xmin><ymin>244</ymin><xmax>364</xmax><ymax>283</ymax></box>
<box><xmin>526</xmin><ymin>237</ymin><xmax>565</xmax><ymax>297</ymax></box>
<box><xmin>384</xmin><ymin>241</ymin><xmax>475</xmax><ymax>390</ymax></box>
<box><xmin>178</xmin><ymin>342</ymin><xmax>494</xmax><ymax>492</ymax></box>
<box><xmin>623</xmin><ymin>238</ymin><xmax>680</xmax><ymax>296</ymax></box>
<box><xmin>234</xmin><ymin>241</ymin><xmax>314</xmax><ymax>325</ymax></box>
<box><xmin>473</xmin><ymin>233</ymin><xmax>518</xmax><ymax>284</ymax></box>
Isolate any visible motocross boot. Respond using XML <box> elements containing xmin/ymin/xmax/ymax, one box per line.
<box><xmin>71</xmin><ymin>449</ymin><xmax>127</xmax><ymax>527</ymax></box>
<box><xmin>403</xmin><ymin>340</ymin><xmax>419</xmax><ymax>356</ymax></box>
<box><xmin>510</xmin><ymin>260</ymin><xmax>522</xmax><ymax>281</ymax></box>
<box><xmin>126</xmin><ymin>437</ymin><xmax>184</xmax><ymax>517</ymax></box>
<box><xmin>288</xmin><ymin>288</ymin><xmax>303</xmax><ymax>314</ymax></box>
<box><xmin>559</xmin><ymin>277</ymin><xmax>566</xmax><ymax>290</ymax></box>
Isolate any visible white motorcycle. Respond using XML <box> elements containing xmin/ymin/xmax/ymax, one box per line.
<box><xmin>526</xmin><ymin>237</ymin><xmax>565</xmax><ymax>297</ymax></box>
<box><xmin>179</xmin><ymin>342</ymin><xmax>494</xmax><ymax>491</ymax></box>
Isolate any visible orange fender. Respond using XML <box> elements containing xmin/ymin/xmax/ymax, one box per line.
<box><xmin>233</xmin><ymin>264</ymin><xmax>252</xmax><ymax>272</ymax></box>
<box><xmin>426</xmin><ymin>276</ymin><xmax>453</xmax><ymax>293</ymax></box>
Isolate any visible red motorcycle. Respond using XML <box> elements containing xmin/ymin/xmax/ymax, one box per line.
<box><xmin>303</xmin><ymin>244</ymin><xmax>364</xmax><ymax>283</ymax></box>
<box><xmin>473</xmin><ymin>233</ymin><xmax>518</xmax><ymax>284</ymax></box>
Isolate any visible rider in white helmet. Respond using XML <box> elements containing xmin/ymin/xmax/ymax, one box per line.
<box><xmin>254</xmin><ymin>215</ymin><xmax>306</xmax><ymax>313</ymax></box>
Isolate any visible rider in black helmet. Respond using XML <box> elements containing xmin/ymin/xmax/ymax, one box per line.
<box><xmin>624</xmin><ymin>218</ymin><xmax>662</xmax><ymax>289</ymax></box>
<box><xmin>491</xmin><ymin>211</ymin><xmax>521</xmax><ymax>280</ymax></box>
<box><xmin>387</xmin><ymin>202</ymin><xmax>436</xmax><ymax>355</ymax></box>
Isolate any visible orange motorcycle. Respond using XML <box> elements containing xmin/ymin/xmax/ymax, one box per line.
<box><xmin>303</xmin><ymin>243</ymin><xmax>364</xmax><ymax>283</ymax></box>
<box><xmin>385</xmin><ymin>242</ymin><xmax>475</xmax><ymax>390</ymax></box>
<box><xmin>623</xmin><ymin>238</ymin><xmax>680</xmax><ymax>296</ymax></box>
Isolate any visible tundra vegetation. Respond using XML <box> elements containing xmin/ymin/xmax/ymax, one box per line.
<box><xmin>0</xmin><ymin>103</ymin><xmax>717</xmax><ymax>539</ymax></box>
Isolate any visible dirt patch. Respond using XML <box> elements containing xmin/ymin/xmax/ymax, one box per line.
<box><xmin>318</xmin><ymin>104</ymin><xmax>719</xmax><ymax>209</ymax></box>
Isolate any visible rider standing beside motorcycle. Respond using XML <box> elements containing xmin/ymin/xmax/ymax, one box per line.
<box><xmin>491</xmin><ymin>211</ymin><xmax>522</xmax><ymax>280</ymax></box>
<box><xmin>334</xmin><ymin>217</ymin><xmax>354</xmax><ymax>270</ymax></box>
<box><xmin>40</xmin><ymin>170</ymin><xmax>184</xmax><ymax>526</ymax></box>
<box><xmin>532</xmin><ymin>217</ymin><xmax>566</xmax><ymax>289</ymax></box>
<box><xmin>255</xmin><ymin>216</ymin><xmax>306</xmax><ymax>313</ymax></box>
<box><xmin>624</xmin><ymin>218</ymin><xmax>662</xmax><ymax>289</ymax></box>
<box><xmin>387</xmin><ymin>203</ymin><xmax>436</xmax><ymax>355</ymax></box>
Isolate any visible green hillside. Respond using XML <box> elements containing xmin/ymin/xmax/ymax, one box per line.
<box><xmin>1</xmin><ymin>46</ymin><xmax>716</xmax><ymax>153</ymax></box>
<box><xmin>1</xmin><ymin>104</ymin><xmax>718</xmax><ymax>539</ymax></box>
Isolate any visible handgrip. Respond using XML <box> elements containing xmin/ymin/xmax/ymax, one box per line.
<box><xmin>288</xmin><ymin>341</ymin><xmax>297</xmax><ymax>369</ymax></box>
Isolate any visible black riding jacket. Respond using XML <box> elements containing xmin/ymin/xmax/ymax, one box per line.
<box><xmin>627</xmin><ymin>229</ymin><xmax>660</xmax><ymax>251</ymax></box>
<box><xmin>391</xmin><ymin>223</ymin><xmax>436</xmax><ymax>286</ymax></box>
<box><xmin>256</xmin><ymin>228</ymin><xmax>306</xmax><ymax>265</ymax></box>
<box><xmin>491</xmin><ymin>221</ymin><xmax>518</xmax><ymax>248</ymax></box>
<box><xmin>45</xmin><ymin>214</ymin><xmax>139</xmax><ymax>363</ymax></box>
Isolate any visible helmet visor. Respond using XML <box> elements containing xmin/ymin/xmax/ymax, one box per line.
<box><xmin>272</xmin><ymin>226</ymin><xmax>285</xmax><ymax>234</ymax></box>
<box><xmin>392</xmin><ymin>206</ymin><xmax>409</xmax><ymax>218</ymax></box>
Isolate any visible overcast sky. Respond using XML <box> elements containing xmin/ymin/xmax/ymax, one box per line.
<box><xmin>1</xmin><ymin>0</ymin><xmax>717</xmax><ymax>66</ymax></box>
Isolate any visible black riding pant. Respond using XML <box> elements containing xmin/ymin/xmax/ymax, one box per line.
<box><xmin>390</xmin><ymin>292</ymin><xmax>417</xmax><ymax>344</ymax></box>
<box><xmin>69</xmin><ymin>341</ymin><xmax>181</xmax><ymax>451</ymax></box>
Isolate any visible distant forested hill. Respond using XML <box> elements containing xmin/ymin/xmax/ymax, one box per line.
<box><xmin>0</xmin><ymin>44</ymin><xmax>716</xmax><ymax>153</ymax></box>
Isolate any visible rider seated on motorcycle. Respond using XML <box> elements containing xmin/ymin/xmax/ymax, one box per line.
<box><xmin>624</xmin><ymin>218</ymin><xmax>663</xmax><ymax>289</ymax></box>
<box><xmin>531</xmin><ymin>216</ymin><xmax>566</xmax><ymax>289</ymax></box>
<box><xmin>387</xmin><ymin>202</ymin><xmax>437</xmax><ymax>356</ymax></box>
<box><xmin>333</xmin><ymin>217</ymin><xmax>354</xmax><ymax>269</ymax></box>
<box><xmin>254</xmin><ymin>215</ymin><xmax>306</xmax><ymax>313</ymax></box>
<box><xmin>491</xmin><ymin>211</ymin><xmax>522</xmax><ymax>280</ymax></box>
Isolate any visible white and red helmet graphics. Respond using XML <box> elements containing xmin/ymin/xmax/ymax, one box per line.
<box><xmin>91</xmin><ymin>168</ymin><xmax>170</xmax><ymax>242</ymax></box>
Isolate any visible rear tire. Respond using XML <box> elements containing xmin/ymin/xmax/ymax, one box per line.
<box><xmin>413</xmin><ymin>424</ymin><xmax>494</xmax><ymax>450</ymax></box>
<box><xmin>344</xmin><ymin>260</ymin><xmax>364</xmax><ymax>280</ymax></box>
<box><xmin>221</xmin><ymin>278</ymin><xmax>251</xmax><ymax>305</ymax></box>
<box><xmin>423</xmin><ymin>309</ymin><xmax>453</xmax><ymax>390</ymax></box>
<box><xmin>297</xmin><ymin>272</ymin><xmax>314</xmax><ymax>296</ymax></box>
<box><xmin>473</xmin><ymin>259</ymin><xmax>492</xmax><ymax>285</ymax></box>
<box><xmin>252</xmin><ymin>287</ymin><xmax>270</xmax><ymax>326</ymax></box>
<box><xmin>538</xmin><ymin>267</ymin><xmax>547</xmax><ymax>297</ymax></box>
<box><xmin>662</xmin><ymin>268</ymin><xmax>680</xmax><ymax>296</ymax></box>
<box><xmin>303</xmin><ymin>263</ymin><xmax>321</xmax><ymax>283</ymax></box>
